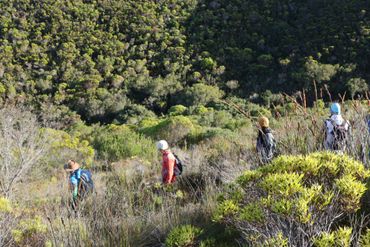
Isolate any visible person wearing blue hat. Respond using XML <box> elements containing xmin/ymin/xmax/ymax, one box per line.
<box><xmin>323</xmin><ymin>102</ymin><xmax>351</xmax><ymax>153</ymax></box>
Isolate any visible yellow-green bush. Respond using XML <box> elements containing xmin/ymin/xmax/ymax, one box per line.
<box><xmin>139</xmin><ymin>115</ymin><xmax>195</xmax><ymax>144</ymax></box>
<box><xmin>360</xmin><ymin>229</ymin><xmax>370</xmax><ymax>246</ymax></box>
<box><xmin>169</xmin><ymin>105</ymin><xmax>188</xmax><ymax>116</ymax></box>
<box><xmin>44</xmin><ymin>128</ymin><xmax>95</xmax><ymax>167</ymax></box>
<box><xmin>314</xmin><ymin>227</ymin><xmax>352</xmax><ymax>247</ymax></box>
<box><xmin>165</xmin><ymin>224</ymin><xmax>203</xmax><ymax>247</ymax></box>
<box><xmin>0</xmin><ymin>197</ymin><xmax>12</xmax><ymax>213</ymax></box>
<box><xmin>215</xmin><ymin>152</ymin><xmax>369</xmax><ymax>245</ymax></box>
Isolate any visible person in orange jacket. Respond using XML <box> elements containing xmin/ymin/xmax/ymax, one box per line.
<box><xmin>156</xmin><ymin>140</ymin><xmax>176</xmax><ymax>184</ymax></box>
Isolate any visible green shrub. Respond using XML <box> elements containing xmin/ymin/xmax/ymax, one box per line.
<box><xmin>117</xmin><ymin>104</ymin><xmax>157</xmax><ymax>124</ymax></box>
<box><xmin>139</xmin><ymin>116</ymin><xmax>195</xmax><ymax>144</ymax></box>
<box><xmin>44</xmin><ymin>128</ymin><xmax>95</xmax><ymax>168</ymax></box>
<box><xmin>12</xmin><ymin>216</ymin><xmax>48</xmax><ymax>246</ymax></box>
<box><xmin>215</xmin><ymin>152</ymin><xmax>369</xmax><ymax>245</ymax></box>
<box><xmin>183</xmin><ymin>83</ymin><xmax>224</xmax><ymax>107</ymax></box>
<box><xmin>165</xmin><ymin>224</ymin><xmax>203</xmax><ymax>247</ymax></box>
<box><xmin>93</xmin><ymin>124</ymin><xmax>156</xmax><ymax>162</ymax></box>
<box><xmin>246</xmin><ymin>103</ymin><xmax>271</xmax><ymax>118</ymax></box>
<box><xmin>360</xmin><ymin>229</ymin><xmax>370</xmax><ymax>246</ymax></box>
<box><xmin>196</xmin><ymin>110</ymin><xmax>235</xmax><ymax>128</ymax></box>
<box><xmin>191</xmin><ymin>105</ymin><xmax>209</xmax><ymax>115</ymax></box>
<box><xmin>169</xmin><ymin>105</ymin><xmax>188</xmax><ymax>116</ymax></box>
<box><xmin>314</xmin><ymin>227</ymin><xmax>351</xmax><ymax>247</ymax></box>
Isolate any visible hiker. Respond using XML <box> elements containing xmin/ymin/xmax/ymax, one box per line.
<box><xmin>156</xmin><ymin>140</ymin><xmax>178</xmax><ymax>185</ymax></box>
<box><xmin>323</xmin><ymin>103</ymin><xmax>351</xmax><ymax>153</ymax></box>
<box><xmin>256</xmin><ymin>116</ymin><xmax>276</xmax><ymax>164</ymax></box>
<box><xmin>64</xmin><ymin>160</ymin><xmax>94</xmax><ymax>209</ymax></box>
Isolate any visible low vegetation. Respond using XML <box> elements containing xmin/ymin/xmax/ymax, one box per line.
<box><xmin>0</xmin><ymin>99</ymin><xmax>367</xmax><ymax>246</ymax></box>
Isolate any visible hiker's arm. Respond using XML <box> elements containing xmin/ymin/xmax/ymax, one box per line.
<box><xmin>72</xmin><ymin>184</ymin><xmax>78</xmax><ymax>199</ymax></box>
<box><xmin>164</xmin><ymin>157</ymin><xmax>175</xmax><ymax>184</ymax></box>
<box><xmin>70</xmin><ymin>176</ymin><xmax>79</xmax><ymax>199</ymax></box>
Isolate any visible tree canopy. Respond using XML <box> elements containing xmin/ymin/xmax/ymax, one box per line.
<box><xmin>0</xmin><ymin>0</ymin><xmax>368</xmax><ymax>124</ymax></box>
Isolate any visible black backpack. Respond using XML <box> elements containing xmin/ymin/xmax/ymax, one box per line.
<box><xmin>173</xmin><ymin>153</ymin><xmax>183</xmax><ymax>176</ymax></box>
<box><xmin>257</xmin><ymin>129</ymin><xmax>275</xmax><ymax>163</ymax></box>
<box><xmin>330</xmin><ymin>120</ymin><xmax>348</xmax><ymax>150</ymax></box>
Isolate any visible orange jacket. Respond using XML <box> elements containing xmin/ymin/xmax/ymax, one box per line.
<box><xmin>162</xmin><ymin>150</ymin><xmax>176</xmax><ymax>184</ymax></box>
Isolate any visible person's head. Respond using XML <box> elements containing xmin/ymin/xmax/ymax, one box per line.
<box><xmin>258</xmin><ymin>116</ymin><xmax>269</xmax><ymax>128</ymax></box>
<box><xmin>64</xmin><ymin>160</ymin><xmax>79</xmax><ymax>173</ymax></box>
<box><xmin>156</xmin><ymin>140</ymin><xmax>169</xmax><ymax>153</ymax></box>
<box><xmin>330</xmin><ymin>102</ymin><xmax>341</xmax><ymax>115</ymax></box>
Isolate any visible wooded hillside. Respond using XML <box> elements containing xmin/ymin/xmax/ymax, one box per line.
<box><xmin>0</xmin><ymin>0</ymin><xmax>368</xmax><ymax>124</ymax></box>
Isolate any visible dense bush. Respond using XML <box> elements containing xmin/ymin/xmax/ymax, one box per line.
<box><xmin>93</xmin><ymin>124</ymin><xmax>156</xmax><ymax>162</ymax></box>
<box><xmin>139</xmin><ymin>116</ymin><xmax>195</xmax><ymax>144</ymax></box>
<box><xmin>165</xmin><ymin>224</ymin><xmax>203</xmax><ymax>247</ymax></box>
<box><xmin>215</xmin><ymin>152</ymin><xmax>369</xmax><ymax>246</ymax></box>
<box><xmin>44</xmin><ymin>128</ymin><xmax>95</xmax><ymax>168</ymax></box>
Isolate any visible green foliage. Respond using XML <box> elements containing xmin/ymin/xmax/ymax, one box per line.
<box><xmin>304</xmin><ymin>56</ymin><xmax>338</xmax><ymax>84</ymax></box>
<box><xmin>238</xmin><ymin>202</ymin><xmax>264</xmax><ymax>223</ymax></box>
<box><xmin>139</xmin><ymin>115</ymin><xmax>195</xmax><ymax>144</ymax></box>
<box><xmin>313</xmin><ymin>227</ymin><xmax>351</xmax><ymax>247</ymax></box>
<box><xmin>44</xmin><ymin>128</ymin><xmax>95</xmax><ymax>167</ymax></box>
<box><xmin>346</xmin><ymin>77</ymin><xmax>368</xmax><ymax>98</ymax></box>
<box><xmin>216</xmin><ymin>152</ymin><xmax>369</xmax><ymax>244</ymax></box>
<box><xmin>335</xmin><ymin>175</ymin><xmax>367</xmax><ymax>211</ymax></box>
<box><xmin>12</xmin><ymin>216</ymin><xmax>48</xmax><ymax>246</ymax></box>
<box><xmin>0</xmin><ymin>197</ymin><xmax>12</xmax><ymax>213</ymax></box>
<box><xmin>165</xmin><ymin>224</ymin><xmax>203</xmax><ymax>247</ymax></box>
<box><xmin>0</xmin><ymin>0</ymin><xmax>367</xmax><ymax>123</ymax></box>
<box><xmin>93</xmin><ymin>124</ymin><xmax>156</xmax><ymax>162</ymax></box>
<box><xmin>246</xmin><ymin>103</ymin><xmax>271</xmax><ymax>118</ymax></box>
<box><xmin>360</xmin><ymin>229</ymin><xmax>370</xmax><ymax>246</ymax></box>
<box><xmin>117</xmin><ymin>104</ymin><xmax>156</xmax><ymax>124</ymax></box>
<box><xmin>263</xmin><ymin>233</ymin><xmax>288</xmax><ymax>247</ymax></box>
<box><xmin>213</xmin><ymin>200</ymin><xmax>239</xmax><ymax>222</ymax></box>
<box><xmin>183</xmin><ymin>83</ymin><xmax>224</xmax><ymax>107</ymax></box>
<box><xmin>169</xmin><ymin>105</ymin><xmax>188</xmax><ymax>116</ymax></box>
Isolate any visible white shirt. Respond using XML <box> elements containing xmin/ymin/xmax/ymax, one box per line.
<box><xmin>324</xmin><ymin>114</ymin><xmax>351</xmax><ymax>151</ymax></box>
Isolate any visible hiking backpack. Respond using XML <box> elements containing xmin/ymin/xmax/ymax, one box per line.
<box><xmin>329</xmin><ymin>120</ymin><xmax>348</xmax><ymax>151</ymax></box>
<box><xmin>257</xmin><ymin>129</ymin><xmax>275</xmax><ymax>163</ymax></box>
<box><xmin>173</xmin><ymin>153</ymin><xmax>183</xmax><ymax>176</ymax></box>
<box><xmin>79</xmin><ymin>169</ymin><xmax>94</xmax><ymax>195</ymax></box>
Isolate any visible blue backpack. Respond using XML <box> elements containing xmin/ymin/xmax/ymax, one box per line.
<box><xmin>79</xmin><ymin>169</ymin><xmax>94</xmax><ymax>195</ymax></box>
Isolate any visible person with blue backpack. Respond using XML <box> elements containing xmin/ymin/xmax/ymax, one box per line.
<box><xmin>64</xmin><ymin>160</ymin><xmax>94</xmax><ymax>209</ymax></box>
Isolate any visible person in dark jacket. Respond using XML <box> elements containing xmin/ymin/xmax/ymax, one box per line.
<box><xmin>256</xmin><ymin>116</ymin><xmax>276</xmax><ymax>164</ymax></box>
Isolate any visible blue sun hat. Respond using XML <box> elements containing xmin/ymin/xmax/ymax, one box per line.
<box><xmin>330</xmin><ymin>103</ymin><xmax>341</xmax><ymax>115</ymax></box>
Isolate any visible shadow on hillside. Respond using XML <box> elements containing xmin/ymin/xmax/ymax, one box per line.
<box><xmin>184</xmin><ymin>0</ymin><xmax>370</xmax><ymax>98</ymax></box>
